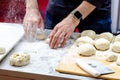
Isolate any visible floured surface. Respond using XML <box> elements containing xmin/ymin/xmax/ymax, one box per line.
<box><xmin>56</xmin><ymin>43</ymin><xmax>120</xmax><ymax>80</ymax></box>
<box><xmin>0</xmin><ymin>23</ymin><xmax>24</xmax><ymax>61</ymax></box>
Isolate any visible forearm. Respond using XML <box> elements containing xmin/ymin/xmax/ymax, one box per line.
<box><xmin>26</xmin><ymin>0</ymin><xmax>39</xmax><ymax>10</ymax></box>
<box><xmin>76</xmin><ymin>1</ymin><xmax>96</xmax><ymax>19</ymax></box>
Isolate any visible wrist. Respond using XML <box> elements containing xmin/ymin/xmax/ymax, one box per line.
<box><xmin>67</xmin><ymin>14</ymin><xmax>80</xmax><ymax>28</ymax></box>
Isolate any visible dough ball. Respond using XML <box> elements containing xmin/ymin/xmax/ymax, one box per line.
<box><xmin>81</xmin><ymin>30</ymin><xmax>96</xmax><ymax>39</ymax></box>
<box><xmin>10</xmin><ymin>52</ymin><xmax>30</xmax><ymax>67</ymax></box>
<box><xmin>114</xmin><ymin>34</ymin><xmax>120</xmax><ymax>42</ymax></box>
<box><xmin>0</xmin><ymin>47</ymin><xmax>6</xmax><ymax>54</ymax></box>
<box><xmin>112</xmin><ymin>41</ymin><xmax>120</xmax><ymax>53</ymax></box>
<box><xmin>116</xmin><ymin>57</ymin><xmax>120</xmax><ymax>66</ymax></box>
<box><xmin>45</xmin><ymin>38</ymin><xmax>50</xmax><ymax>44</ymax></box>
<box><xmin>75</xmin><ymin>36</ymin><xmax>94</xmax><ymax>47</ymax></box>
<box><xmin>94</xmin><ymin>38</ymin><xmax>110</xmax><ymax>51</ymax></box>
<box><xmin>37</xmin><ymin>29</ymin><xmax>46</xmax><ymax>40</ymax></box>
<box><xmin>78</xmin><ymin>43</ymin><xmax>96</xmax><ymax>56</ymax></box>
<box><xmin>98</xmin><ymin>32</ymin><xmax>113</xmax><ymax>42</ymax></box>
<box><xmin>37</xmin><ymin>33</ymin><xmax>46</xmax><ymax>40</ymax></box>
<box><xmin>106</xmin><ymin>53</ymin><xmax>118</xmax><ymax>62</ymax></box>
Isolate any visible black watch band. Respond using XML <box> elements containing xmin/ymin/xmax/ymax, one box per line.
<box><xmin>71</xmin><ymin>10</ymin><xmax>83</xmax><ymax>22</ymax></box>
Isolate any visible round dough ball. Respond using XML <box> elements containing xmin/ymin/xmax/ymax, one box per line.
<box><xmin>76</xmin><ymin>36</ymin><xmax>94</xmax><ymax>46</ymax></box>
<box><xmin>106</xmin><ymin>53</ymin><xmax>118</xmax><ymax>62</ymax></box>
<box><xmin>81</xmin><ymin>30</ymin><xmax>96</xmax><ymax>39</ymax></box>
<box><xmin>0</xmin><ymin>47</ymin><xmax>6</xmax><ymax>54</ymax></box>
<box><xmin>37</xmin><ymin>33</ymin><xmax>46</xmax><ymax>40</ymax></box>
<box><xmin>114</xmin><ymin>34</ymin><xmax>120</xmax><ymax>42</ymax></box>
<box><xmin>78</xmin><ymin>43</ymin><xmax>96</xmax><ymax>56</ymax></box>
<box><xmin>10</xmin><ymin>52</ymin><xmax>30</xmax><ymax>67</ymax></box>
<box><xmin>112</xmin><ymin>41</ymin><xmax>120</xmax><ymax>53</ymax></box>
<box><xmin>45</xmin><ymin>38</ymin><xmax>50</xmax><ymax>44</ymax></box>
<box><xmin>99</xmin><ymin>32</ymin><xmax>113</xmax><ymax>42</ymax></box>
<box><xmin>94</xmin><ymin>38</ymin><xmax>110</xmax><ymax>51</ymax></box>
<box><xmin>116</xmin><ymin>57</ymin><xmax>120</xmax><ymax>66</ymax></box>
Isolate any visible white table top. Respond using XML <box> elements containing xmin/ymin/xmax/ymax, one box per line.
<box><xmin>0</xmin><ymin>23</ymin><xmax>101</xmax><ymax>80</ymax></box>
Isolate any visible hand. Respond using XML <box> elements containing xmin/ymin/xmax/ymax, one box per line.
<box><xmin>23</xmin><ymin>8</ymin><xmax>44</xmax><ymax>41</ymax></box>
<box><xmin>49</xmin><ymin>14</ymin><xmax>80</xmax><ymax>49</ymax></box>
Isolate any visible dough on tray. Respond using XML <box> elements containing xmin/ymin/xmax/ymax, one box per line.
<box><xmin>116</xmin><ymin>57</ymin><xmax>120</xmax><ymax>66</ymax></box>
<box><xmin>77</xmin><ymin>43</ymin><xmax>96</xmax><ymax>56</ymax></box>
<box><xmin>112</xmin><ymin>41</ymin><xmax>120</xmax><ymax>53</ymax></box>
<box><xmin>0</xmin><ymin>47</ymin><xmax>6</xmax><ymax>54</ymax></box>
<box><xmin>75</xmin><ymin>36</ymin><xmax>94</xmax><ymax>47</ymax></box>
<box><xmin>37</xmin><ymin>29</ymin><xmax>46</xmax><ymax>40</ymax></box>
<box><xmin>106</xmin><ymin>53</ymin><xmax>118</xmax><ymax>62</ymax></box>
<box><xmin>10</xmin><ymin>52</ymin><xmax>30</xmax><ymax>67</ymax></box>
<box><xmin>98</xmin><ymin>32</ymin><xmax>113</xmax><ymax>42</ymax></box>
<box><xmin>81</xmin><ymin>30</ymin><xmax>96</xmax><ymax>39</ymax></box>
<box><xmin>94</xmin><ymin>38</ymin><xmax>110</xmax><ymax>51</ymax></box>
<box><xmin>114</xmin><ymin>34</ymin><xmax>120</xmax><ymax>42</ymax></box>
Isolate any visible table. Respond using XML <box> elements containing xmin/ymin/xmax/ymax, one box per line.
<box><xmin>0</xmin><ymin>23</ymin><xmax>102</xmax><ymax>80</ymax></box>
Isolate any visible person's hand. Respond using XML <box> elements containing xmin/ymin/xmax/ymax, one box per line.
<box><xmin>49</xmin><ymin>14</ymin><xmax>80</xmax><ymax>49</ymax></box>
<box><xmin>23</xmin><ymin>8</ymin><xmax>44</xmax><ymax>41</ymax></box>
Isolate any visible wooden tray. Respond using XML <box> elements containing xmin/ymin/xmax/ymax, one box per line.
<box><xmin>55</xmin><ymin>45</ymin><xmax>120</xmax><ymax>80</ymax></box>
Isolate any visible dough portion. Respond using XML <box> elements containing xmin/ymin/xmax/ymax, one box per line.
<box><xmin>45</xmin><ymin>38</ymin><xmax>50</xmax><ymax>44</ymax></box>
<box><xmin>94</xmin><ymin>38</ymin><xmax>110</xmax><ymax>51</ymax></box>
<box><xmin>116</xmin><ymin>57</ymin><xmax>120</xmax><ymax>66</ymax></box>
<box><xmin>78</xmin><ymin>43</ymin><xmax>96</xmax><ymax>56</ymax></box>
<box><xmin>98</xmin><ymin>32</ymin><xmax>113</xmax><ymax>42</ymax></box>
<box><xmin>114</xmin><ymin>34</ymin><xmax>120</xmax><ymax>42</ymax></box>
<box><xmin>112</xmin><ymin>41</ymin><xmax>120</xmax><ymax>53</ymax></box>
<box><xmin>10</xmin><ymin>52</ymin><xmax>30</xmax><ymax>67</ymax></box>
<box><xmin>105</xmin><ymin>53</ymin><xmax>118</xmax><ymax>62</ymax></box>
<box><xmin>81</xmin><ymin>30</ymin><xmax>96</xmax><ymax>39</ymax></box>
<box><xmin>75</xmin><ymin>36</ymin><xmax>94</xmax><ymax>47</ymax></box>
<box><xmin>0</xmin><ymin>47</ymin><xmax>6</xmax><ymax>54</ymax></box>
<box><xmin>37</xmin><ymin>29</ymin><xmax>46</xmax><ymax>40</ymax></box>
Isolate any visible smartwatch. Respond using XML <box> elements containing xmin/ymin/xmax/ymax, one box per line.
<box><xmin>71</xmin><ymin>10</ymin><xmax>83</xmax><ymax>22</ymax></box>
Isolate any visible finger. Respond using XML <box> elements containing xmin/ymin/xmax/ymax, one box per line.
<box><xmin>54</xmin><ymin>31</ymin><xmax>66</xmax><ymax>48</ymax></box>
<box><xmin>49</xmin><ymin>29</ymin><xmax>62</xmax><ymax>49</ymax></box>
<box><xmin>61</xmin><ymin>33</ymin><xmax>70</xmax><ymax>47</ymax></box>
<box><xmin>49</xmin><ymin>26</ymin><xmax>58</xmax><ymax>44</ymax></box>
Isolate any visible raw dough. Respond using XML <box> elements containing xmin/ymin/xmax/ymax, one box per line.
<box><xmin>75</xmin><ymin>36</ymin><xmax>94</xmax><ymax>47</ymax></box>
<box><xmin>114</xmin><ymin>34</ymin><xmax>120</xmax><ymax>42</ymax></box>
<box><xmin>10</xmin><ymin>52</ymin><xmax>30</xmax><ymax>67</ymax></box>
<box><xmin>0</xmin><ymin>47</ymin><xmax>6</xmax><ymax>54</ymax></box>
<box><xmin>37</xmin><ymin>29</ymin><xmax>46</xmax><ymax>40</ymax></box>
<box><xmin>81</xmin><ymin>30</ymin><xmax>96</xmax><ymax>39</ymax></box>
<box><xmin>78</xmin><ymin>43</ymin><xmax>96</xmax><ymax>56</ymax></box>
<box><xmin>106</xmin><ymin>53</ymin><xmax>118</xmax><ymax>62</ymax></box>
<box><xmin>45</xmin><ymin>38</ymin><xmax>50</xmax><ymax>44</ymax></box>
<box><xmin>116</xmin><ymin>57</ymin><xmax>120</xmax><ymax>66</ymax></box>
<box><xmin>112</xmin><ymin>41</ymin><xmax>120</xmax><ymax>53</ymax></box>
<box><xmin>98</xmin><ymin>32</ymin><xmax>113</xmax><ymax>42</ymax></box>
<box><xmin>94</xmin><ymin>38</ymin><xmax>110</xmax><ymax>51</ymax></box>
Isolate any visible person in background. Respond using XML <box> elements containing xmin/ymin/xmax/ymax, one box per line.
<box><xmin>23</xmin><ymin>0</ymin><xmax>111</xmax><ymax>49</ymax></box>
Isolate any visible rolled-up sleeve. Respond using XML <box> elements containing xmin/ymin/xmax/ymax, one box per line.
<box><xmin>84</xmin><ymin>0</ymin><xmax>106</xmax><ymax>8</ymax></box>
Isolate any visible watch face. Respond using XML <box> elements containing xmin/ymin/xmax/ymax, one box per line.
<box><xmin>74</xmin><ymin>11</ymin><xmax>82</xmax><ymax>19</ymax></box>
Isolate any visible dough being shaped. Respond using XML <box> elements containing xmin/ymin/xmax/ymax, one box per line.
<box><xmin>116</xmin><ymin>57</ymin><xmax>120</xmax><ymax>66</ymax></box>
<box><xmin>78</xmin><ymin>43</ymin><xmax>96</xmax><ymax>56</ymax></box>
<box><xmin>37</xmin><ymin>29</ymin><xmax>46</xmax><ymax>40</ymax></box>
<box><xmin>114</xmin><ymin>34</ymin><xmax>120</xmax><ymax>42</ymax></box>
<box><xmin>10</xmin><ymin>52</ymin><xmax>30</xmax><ymax>67</ymax></box>
<box><xmin>98</xmin><ymin>32</ymin><xmax>113</xmax><ymax>42</ymax></box>
<box><xmin>75</xmin><ymin>36</ymin><xmax>94</xmax><ymax>47</ymax></box>
<box><xmin>81</xmin><ymin>30</ymin><xmax>96</xmax><ymax>39</ymax></box>
<box><xmin>45</xmin><ymin>38</ymin><xmax>50</xmax><ymax>44</ymax></box>
<box><xmin>0</xmin><ymin>47</ymin><xmax>6</xmax><ymax>54</ymax></box>
<box><xmin>112</xmin><ymin>41</ymin><xmax>120</xmax><ymax>53</ymax></box>
<box><xmin>94</xmin><ymin>38</ymin><xmax>110</xmax><ymax>51</ymax></box>
<box><xmin>106</xmin><ymin>53</ymin><xmax>118</xmax><ymax>62</ymax></box>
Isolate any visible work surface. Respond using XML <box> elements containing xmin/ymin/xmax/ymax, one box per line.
<box><xmin>0</xmin><ymin>23</ymin><xmax>102</xmax><ymax>80</ymax></box>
